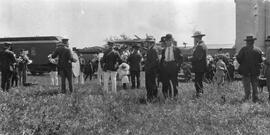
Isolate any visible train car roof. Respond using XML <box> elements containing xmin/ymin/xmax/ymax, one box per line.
<box><xmin>0</xmin><ymin>36</ymin><xmax>64</xmax><ymax>44</ymax></box>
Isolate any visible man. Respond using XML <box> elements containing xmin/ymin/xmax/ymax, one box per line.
<box><xmin>237</xmin><ymin>35</ymin><xmax>263</xmax><ymax>103</ymax></box>
<box><xmin>191</xmin><ymin>31</ymin><xmax>208</xmax><ymax>98</ymax></box>
<box><xmin>160</xmin><ymin>34</ymin><xmax>183</xmax><ymax>99</ymax></box>
<box><xmin>1</xmin><ymin>42</ymin><xmax>16</xmax><ymax>92</ymax></box>
<box><xmin>18</xmin><ymin>49</ymin><xmax>31</xmax><ymax>86</ymax></box>
<box><xmin>74</xmin><ymin>53</ymin><xmax>85</xmax><ymax>84</ymax></box>
<box><xmin>127</xmin><ymin>44</ymin><xmax>142</xmax><ymax>89</ymax></box>
<box><xmin>48</xmin><ymin>51</ymin><xmax>59</xmax><ymax>86</ymax></box>
<box><xmin>264</xmin><ymin>36</ymin><xmax>270</xmax><ymax>101</ymax></box>
<box><xmin>144</xmin><ymin>38</ymin><xmax>159</xmax><ymax>102</ymax></box>
<box><xmin>101</xmin><ymin>42</ymin><xmax>122</xmax><ymax>93</ymax></box>
<box><xmin>52</xmin><ymin>39</ymin><xmax>77</xmax><ymax>94</ymax></box>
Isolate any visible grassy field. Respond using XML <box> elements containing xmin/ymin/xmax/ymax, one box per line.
<box><xmin>1</xmin><ymin>73</ymin><xmax>270</xmax><ymax>135</ymax></box>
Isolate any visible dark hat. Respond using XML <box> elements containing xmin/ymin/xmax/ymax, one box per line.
<box><xmin>62</xmin><ymin>38</ymin><xmax>69</xmax><ymax>42</ymax></box>
<box><xmin>165</xmin><ymin>34</ymin><xmax>173</xmax><ymax>41</ymax></box>
<box><xmin>218</xmin><ymin>48</ymin><xmax>223</xmax><ymax>52</ymax></box>
<box><xmin>145</xmin><ymin>36</ymin><xmax>155</xmax><ymax>42</ymax></box>
<box><xmin>244</xmin><ymin>35</ymin><xmax>256</xmax><ymax>41</ymax></box>
<box><xmin>192</xmin><ymin>31</ymin><xmax>206</xmax><ymax>38</ymax></box>
<box><xmin>3</xmin><ymin>42</ymin><xmax>12</xmax><ymax>48</ymax></box>
<box><xmin>107</xmin><ymin>41</ymin><xmax>114</xmax><ymax>46</ymax></box>
<box><xmin>61</xmin><ymin>38</ymin><xmax>69</xmax><ymax>46</ymax></box>
<box><xmin>160</xmin><ymin>36</ymin><xmax>166</xmax><ymax>43</ymax></box>
<box><xmin>132</xmin><ymin>44</ymin><xmax>140</xmax><ymax>49</ymax></box>
<box><xmin>265</xmin><ymin>36</ymin><xmax>270</xmax><ymax>41</ymax></box>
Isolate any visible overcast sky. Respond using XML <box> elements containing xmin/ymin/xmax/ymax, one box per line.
<box><xmin>0</xmin><ymin>0</ymin><xmax>235</xmax><ymax>48</ymax></box>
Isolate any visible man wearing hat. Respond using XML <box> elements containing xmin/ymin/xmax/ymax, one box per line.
<box><xmin>237</xmin><ymin>35</ymin><xmax>263</xmax><ymax>103</ymax></box>
<box><xmin>101</xmin><ymin>42</ymin><xmax>122</xmax><ymax>93</ymax></box>
<box><xmin>17</xmin><ymin>49</ymin><xmax>31</xmax><ymax>86</ymax></box>
<box><xmin>264</xmin><ymin>36</ymin><xmax>270</xmax><ymax>101</ymax></box>
<box><xmin>1</xmin><ymin>42</ymin><xmax>16</xmax><ymax>92</ymax></box>
<box><xmin>52</xmin><ymin>38</ymin><xmax>77</xmax><ymax>94</ymax></box>
<box><xmin>127</xmin><ymin>44</ymin><xmax>142</xmax><ymax>89</ymax></box>
<box><xmin>144</xmin><ymin>39</ymin><xmax>159</xmax><ymax>102</ymax></box>
<box><xmin>191</xmin><ymin>31</ymin><xmax>208</xmax><ymax>98</ymax></box>
<box><xmin>160</xmin><ymin>34</ymin><xmax>183</xmax><ymax>99</ymax></box>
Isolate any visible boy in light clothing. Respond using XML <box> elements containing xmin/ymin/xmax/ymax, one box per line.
<box><xmin>118</xmin><ymin>63</ymin><xmax>130</xmax><ymax>89</ymax></box>
<box><xmin>215</xmin><ymin>57</ymin><xmax>227</xmax><ymax>102</ymax></box>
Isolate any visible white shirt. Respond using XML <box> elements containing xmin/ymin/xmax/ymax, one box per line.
<box><xmin>165</xmin><ymin>46</ymin><xmax>175</xmax><ymax>61</ymax></box>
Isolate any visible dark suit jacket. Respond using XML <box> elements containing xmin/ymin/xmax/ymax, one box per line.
<box><xmin>127</xmin><ymin>51</ymin><xmax>142</xmax><ymax>71</ymax></box>
<box><xmin>160</xmin><ymin>46</ymin><xmax>183</xmax><ymax>68</ymax></box>
<box><xmin>51</xmin><ymin>46</ymin><xmax>76</xmax><ymax>70</ymax></box>
<box><xmin>191</xmin><ymin>41</ymin><xmax>208</xmax><ymax>73</ymax></box>
<box><xmin>1</xmin><ymin>49</ymin><xmax>16</xmax><ymax>71</ymax></box>
<box><xmin>144</xmin><ymin>45</ymin><xmax>159</xmax><ymax>72</ymax></box>
<box><xmin>102</xmin><ymin>49</ymin><xmax>122</xmax><ymax>71</ymax></box>
<box><xmin>237</xmin><ymin>45</ymin><xmax>263</xmax><ymax>76</ymax></box>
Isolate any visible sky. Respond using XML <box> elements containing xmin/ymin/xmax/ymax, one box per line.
<box><xmin>0</xmin><ymin>0</ymin><xmax>235</xmax><ymax>48</ymax></box>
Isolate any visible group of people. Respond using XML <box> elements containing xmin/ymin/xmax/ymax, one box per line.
<box><xmin>1</xmin><ymin>31</ymin><xmax>270</xmax><ymax>104</ymax></box>
<box><xmin>0</xmin><ymin>42</ymin><xmax>30</xmax><ymax>92</ymax></box>
<box><xmin>99</xmin><ymin>32</ymin><xmax>201</xmax><ymax>101</ymax></box>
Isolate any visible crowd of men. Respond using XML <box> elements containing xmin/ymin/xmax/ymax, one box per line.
<box><xmin>1</xmin><ymin>31</ymin><xmax>269</xmax><ymax>103</ymax></box>
<box><xmin>0</xmin><ymin>43</ymin><xmax>30</xmax><ymax>91</ymax></box>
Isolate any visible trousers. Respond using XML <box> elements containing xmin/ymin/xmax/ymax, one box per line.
<box><xmin>103</xmin><ymin>71</ymin><xmax>117</xmax><ymax>93</ymax></box>
<box><xmin>130</xmin><ymin>70</ymin><xmax>140</xmax><ymax>88</ymax></box>
<box><xmin>1</xmin><ymin>69</ymin><xmax>13</xmax><ymax>91</ymax></box>
<box><xmin>59</xmin><ymin>68</ymin><xmax>73</xmax><ymax>93</ymax></box>
<box><xmin>242</xmin><ymin>75</ymin><xmax>259</xmax><ymax>100</ymax></box>
<box><xmin>194</xmin><ymin>72</ymin><xmax>204</xmax><ymax>94</ymax></box>
<box><xmin>145</xmin><ymin>70</ymin><xmax>158</xmax><ymax>100</ymax></box>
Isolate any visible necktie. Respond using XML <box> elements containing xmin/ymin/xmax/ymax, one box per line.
<box><xmin>167</xmin><ymin>47</ymin><xmax>170</xmax><ymax>61</ymax></box>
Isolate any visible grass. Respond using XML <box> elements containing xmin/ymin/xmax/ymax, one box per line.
<box><xmin>1</xmin><ymin>73</ymin><xmax>270</xmax><ymax>135</ymax></box>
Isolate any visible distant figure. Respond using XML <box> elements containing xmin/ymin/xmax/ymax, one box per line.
<box><xmin>205</xmin><ymin>60</ymin><xmax>215</xmax><ymax>83</ymax></box>
<box><xmin>127</xmin><ymin>44</ymin><xmax>142</xmax><ymax>89</ymax></box>
<box><xmin>101</xmin><ymin>42</ymin><xmax>122</xmax><ymax>93</ymax></box>
<box><xmin>52</xmin><ymin>39</ymin><xmax>77</xmax><ymax>94</ymax></box>
<box><xmin>181</xmin><ymin>61</ymin><xmax>192</xmax><ymax>82</ymax></box>
<box><xmin>214</xmin><ymin>57</ymin><xmax>227</xmax><ymax>102</ymax></box>
<box><xmin>227</xmin><ymin>59</ymin><xmax>235</xmax><ymax>81</ymax></box>
<box><xmin>264</xmin><ymin>36</ymin><xmax>270</xmax><ymax>101</ymax></box>
<box><xmin>74</xmin><ymin>53</ymin><xmax>85</xmax><ymax>84</ymax></box>
<box><xmin>191</xmin><ymin>31</ymin><xmax>208</xmax><ymax>98</ymax></box>
<box><xmin>11</xmin><ymin>56</ymin><xmax>19</xmax><ymax>87</ymax></box>
<box><xmin>237</xmin><ymin>35</ymin><xmax>263</xmax><ymax>103</ymax></box>
<box><xmin>17</xmin><ymin>49</ymin><xmax>31</xmax><ymax>86</ymax></box>
<box><xmin>118</xmin><ymin>62</ymin><xmax>130</xmax><ymax>89</ymax></box>
<box><xmin>1</xmin><ymin>42</ymin><xmax>16</xmax><ymax>92</ymax></box>
<box><xmin>160</xmin><ymin>34</ymin><xmax>183</xmax><ymax>99</ymax></box>
<box><xmin>96</xmin><ymin>53</ymin><xmax>104</xmax><ymax>85</ymax></box>
<box><xmin>84</xmin><ymin>60</ymin><xmax>94</xmax><ymax>81</ymax></box>
<box><xmin>144</xmin><ymin>38</ymin><xmax>159</xmax><ymax>102</ymax></box>
<box><xmin>48</xmin><ymin>52</ymin><xmax>59</xmax><ymax>86</ymax></box>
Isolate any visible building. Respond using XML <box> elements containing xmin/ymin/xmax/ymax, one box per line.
<box><xmin>235</xmin><ymin>0</ymin><xmax>270</xmax><ymax>53</ymax></box>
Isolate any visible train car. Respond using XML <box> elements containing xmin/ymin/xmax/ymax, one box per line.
<box><xmin>0</xmin><ymin>36</ymin><xmax>63</xmax><ymax>75</ymax></box>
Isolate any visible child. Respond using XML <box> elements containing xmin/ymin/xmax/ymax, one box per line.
<box><xmin>214</xmin><ymin>57</ymin><xmax>227</xmax><ymax>102</ymax></box>
<box><xmin>182</xmin><ymin>62</ymin><xmax>192</xmax><ymax>82</ymax></box>
<box><xmin>48</xmin><ymin>54</ymin><xmax>59</xmax><ymax>86</ymax></box>
<box><xmin>118</xmin><ymin>63</ymin><xmax>130</xmax><ymax>89</ymax></box>
<box><xmin>11</xmin><ymin>55</ymin><xmax>19</xmax><ymax>87</ymax></box>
